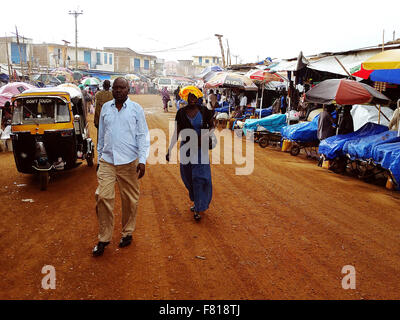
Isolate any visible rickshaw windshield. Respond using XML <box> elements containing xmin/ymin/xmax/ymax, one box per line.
<box><xmin>12</xmin><ymin>97</ymin><xmax>71</xmax><ymax>125</ymax></box>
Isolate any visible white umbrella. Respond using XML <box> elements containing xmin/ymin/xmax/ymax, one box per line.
<box><xmin>82</xmin><ymin>77</ymin><xmax>100</xmax><ymax>86</ymax></box>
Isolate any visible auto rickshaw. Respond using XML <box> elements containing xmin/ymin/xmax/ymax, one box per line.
<box><xmin>10</xmin><ymin>84</ymin><xmax>94</xmax><ymax>190</ymax></box>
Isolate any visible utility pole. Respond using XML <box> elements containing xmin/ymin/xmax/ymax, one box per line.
<box><xmin>62</xmin><ymin>39</ymin><xmax>70</xmax><ymax>68</ymax></box>
<box><xmin>215</xmin><ymin>34</ymin><xmax>226</xmax><ymax>68</ymax></box>
<box><xmin>233</xmin><ymin>55</ymin><xmax>239</xmax><ymax>65</ymax></box>
<box><xmin>69</xmin><ymin>9</ymin><xmax>83</xmax><ymax>70</ymax></box>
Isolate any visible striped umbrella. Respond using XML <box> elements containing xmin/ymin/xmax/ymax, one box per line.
<box><xmin>351</xmin><ymin>49</ymin><xmax>400</xmax><ymax>84</ymax></box>
<box><xmin>245</xmin><ymin>69</ymin><xmax>284</xmax><ymax>82</ymax></box>
<box><xmin>205</xmin><ymin>72</ymin><xmax>257</xmax><ymax>91</ymax></box>
<box><xmin>305</xmin><ymin>79</ymin><xmax>390</xmax><ymax>105</ymax></box>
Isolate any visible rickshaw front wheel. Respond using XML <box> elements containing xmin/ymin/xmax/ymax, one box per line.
<box><xmin>40</xmin><ymin>171</ymin><xmax>49</xmax><ymax>191</ymax></box>
<box><xmin>86</xmin><ymin>153</ymin><xmax>94</xmax><ymax>167</ymax></box>
<box><xmin>86</xmin><ymin>146</ymin><xmax>94</xmax><ymax>167</ymax></box>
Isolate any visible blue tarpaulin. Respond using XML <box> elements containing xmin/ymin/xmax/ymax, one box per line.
<box><xmin>215</xmin><ymin>101</ymin><xmax>231</xmax><ymax>113</ymax></box>
<box><xmin>318</xmin><ymin>123</ymin><xmax>389</xmax><ymax>160</ymax></box>
<box><xmin>243</xmin><ymin>114</ymin><xmax>287</xmax><ymax>135</ymax></box>
<box><xmin>214</xmin><ymin>106</ymin><xmax>230</xmax><ymax>113</ymax></box>
<box><xmin>318</xmin><ymin>122</ymin><xmax>400</xmax><ymax>190</ymax></box>
<box><xmin>371</xmin><ymin>142</ymin><xmax>400</xmax><ymax>189</ymax></box>
<box><xmin>254</xmin><ymin>107</ymin><xmax>273</xmax><ymax>118</ymax></box>
<box><xmin>281</xmin><ymin>114</ymin><xmax>320</xmax><ymax>142</ymax></box>
<box><xmin>343</xmin><ymin>129</ymin><xmax>400</xmax><ymax>160</ymax></box>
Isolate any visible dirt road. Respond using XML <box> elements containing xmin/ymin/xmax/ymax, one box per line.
<box><xmin>1</xmin><ymin>94</ymin><xmax>399</xmax><ymax>300</ymax></box>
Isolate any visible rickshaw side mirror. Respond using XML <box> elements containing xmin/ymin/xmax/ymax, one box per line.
<box><xmin>73</xmin><ymin>114</ymin><xmax>81</xmax><ymax>134</ymax></box>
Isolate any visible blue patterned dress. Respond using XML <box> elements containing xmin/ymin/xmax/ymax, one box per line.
<box><xmin>179</xmin><ymin>111</ymin><xmax>212</xmax><ymax>213</ymax></box>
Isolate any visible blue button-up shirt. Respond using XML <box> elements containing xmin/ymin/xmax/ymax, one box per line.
<box><xmin>97</xmin><ymin>98</ymin><xmax>150</xmax><ymax>165</ymax></box>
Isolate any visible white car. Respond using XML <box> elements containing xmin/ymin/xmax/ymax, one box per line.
<box><xmin>156</xmin><ymin>78</ymin><xmax>176</xmax><ymax>93</ymax></box>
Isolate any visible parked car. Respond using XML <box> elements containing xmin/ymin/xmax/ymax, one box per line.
<box><xmin>155</xmin><ymin>77</ymin><xmax>177</xmax><ymax>93</ymax></box>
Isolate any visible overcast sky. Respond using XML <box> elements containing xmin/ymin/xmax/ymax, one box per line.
<box><xmin>1</xmin><ymin>0</ymin><xmax>399</xmax><ymax>63</ymax></box>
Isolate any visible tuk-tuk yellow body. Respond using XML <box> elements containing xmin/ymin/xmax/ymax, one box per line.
<box><xmin>11</xmin><ymin>84</ymin><xmax>94</xmax><ymax>190</ymax></box>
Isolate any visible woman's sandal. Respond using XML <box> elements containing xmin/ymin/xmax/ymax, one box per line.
<box><xmin>190</xmin><ymin>206</ymin><xmax>195</xmax><ymax>212</ymax></box>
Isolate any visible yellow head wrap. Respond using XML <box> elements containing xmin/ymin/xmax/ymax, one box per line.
<box><xmin>179</xmin><ymin>86</ymin><xmax>203</xmax><ymax>102</ymax></box>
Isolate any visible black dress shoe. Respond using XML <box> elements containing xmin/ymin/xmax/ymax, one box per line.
<box><xmin>194</xmin><ymin>213</ymin><xmax>201</xmax><ymax>221</ymax></box>
<box><xmin>92</xmin><ymin>241</ymin><xmax>110</xmax><ymax>257</ymax></box>
<box><xmin>119</xmin><ymin>235</ymin><xmax>133</xmax><ymax>248</ymax></box>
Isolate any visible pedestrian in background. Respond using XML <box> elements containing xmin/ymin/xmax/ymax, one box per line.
<box><xmin>161</xmin><ymin>87</ymin><xmax>170</xmax><ymax>112</ymax></box>
<box><xmin>94</xmin><ymin>80</ymin><xmax>113</xmax><ymax>133</ymax></box>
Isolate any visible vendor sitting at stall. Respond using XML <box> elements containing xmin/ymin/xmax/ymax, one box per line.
<box><xmin>227</xmin><ymin>106</ymin><xmax>245</xmax><ymax>130</ymax></box>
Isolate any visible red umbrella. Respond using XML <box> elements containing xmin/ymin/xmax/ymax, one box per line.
<box><xmin>245</xmin><ymin>69</ymin><xmax>284</xmax><ymax>82</ymax></box>
<box><xmin>305</xmin><ymin>79</ymin><xmax>390</xmax><ymax>105</ymax></box>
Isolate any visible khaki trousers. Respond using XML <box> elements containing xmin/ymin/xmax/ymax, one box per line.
<box><xmin>95</xmin><ymin>159</ymin><xmax>140</xmax><ymax>242</ymax></box>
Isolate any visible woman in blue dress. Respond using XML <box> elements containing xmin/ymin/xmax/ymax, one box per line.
<box><xmin>166</xmin><ymin>86</ymin><xmax>214</xmax><ymax>221</ymax></box>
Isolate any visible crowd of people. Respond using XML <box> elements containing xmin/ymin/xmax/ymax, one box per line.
<box><xmin>129</xmin><ymin>80</ymin><xmax>157</xmax><ymax>95</ymax></box>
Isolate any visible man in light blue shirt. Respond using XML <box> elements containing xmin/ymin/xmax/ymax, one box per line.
<box><xmin>93</xmin><ymin>77</ymin><xmax>150</xmax><ymax>257</ymax></box>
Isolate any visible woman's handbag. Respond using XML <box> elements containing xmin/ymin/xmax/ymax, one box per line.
<box><xmin>209</xmin><ymin>131</ymin><xmax>217</xmax><ymax>149</ymax></box>
<box><xmin>199</xmin><ymin>107</ymin><xmax>217</xmax><ymax>150</ymax></box>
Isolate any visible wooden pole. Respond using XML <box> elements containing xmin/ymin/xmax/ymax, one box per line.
<box><xmin>15</xmin><ymin>26</ymin><xmax>24</xmax><ymax>80</ymax></box>
<box><xmin>378</xmin><ymin>104</ymin><xmax>381</xmax><ymax>124</ymax></box>
<box><xmin>226</xmin><ymin>39</ymin><xmax>231</xmax><ymax>67</ymax></box>
<box><xmin>372</xmin><ymin>104</ymin><xmax>390</xmax><ymax>122</ymax></box>
<box><xmin>255</xmin><ymin>85</ymin><xmax>259</xmax><ymax>109</ymax></box>
<box><xmin>259</xmin><ymin>84</ymin><xmax>265</xmax><ymax>119</ymax></box>
<box><xmin>29</xmin><ymin>40</ymin><xmax>34</xmax><ymax>80</ymax></box>
<box><xmin>334</xmin><ymin>56</ymin><xmax>355</xmax><ymax>79</ymax></box>
<box><xmin>4</xmin><ymin>34</ymin><xmax>12</xmax><ymax>81</ymax></box>
<box><xmin>215</xmin><ymin>34</ymin><xmax>226</xmax><ymax>68</ymax></box>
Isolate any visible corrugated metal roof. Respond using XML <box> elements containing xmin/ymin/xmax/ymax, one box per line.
<box><xmin>307</xmin><ymin>51</ymin><xmax>379</xmax><ymax>76</ymax></box>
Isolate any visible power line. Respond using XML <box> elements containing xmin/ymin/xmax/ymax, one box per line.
<box><xmin>140</xmin><ymin>37</ymin><xmax>213</xmax><ymax>54</ymax></box>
